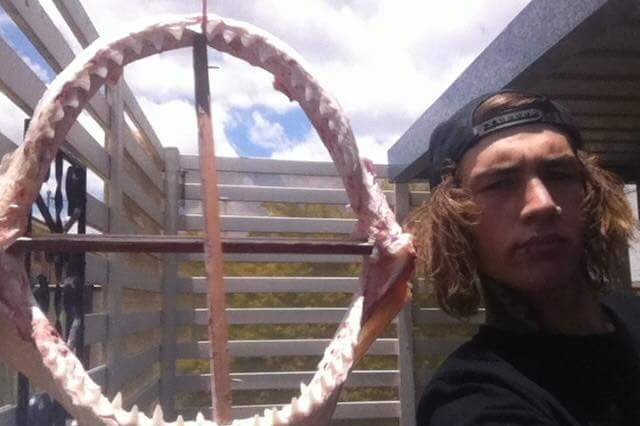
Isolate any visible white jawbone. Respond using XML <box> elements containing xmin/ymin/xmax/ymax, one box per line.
<box><xmin>0</xmin><ymin>14</ymin><xmax>414</xmax><ymax>425</ymax></box>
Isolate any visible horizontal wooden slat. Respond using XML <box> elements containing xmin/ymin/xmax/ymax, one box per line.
<box><xmin>86</xmin><ymin>194</ymin><xmax>107</xmax><ymax>231</ymax></box>
<box><xmin>415</xmin><ymin>308</ymin><xmax>485</xmax><ymax>325</ymax></box>
<box><xmin>10</xmin><ymin>235</ymin><xmax>372</xmax><ymax>256</ymax></box>
<box><xmin>0</xmin><ymin>0</ymin><xmax>108</xmax><ymax>124</ymax></box>
<box><xmin>51</xmin><ymin>0</ymin><xmax>99</xmax><ymax>47</ymax></box>
<box><xmin>84</xmin><ymin>312</ymin><xmax>107</xmax><ymax>345</ymax></box>
<box><xmin>46</xmin><ymin>0</ymin><xmax>163</xmax><ymax>163</ymax></box>
<box><xmin>181</xmin><ymin>156</ymin><xmax>388</xmax><ymax>178</ymax></box>
<box><xmin>110</xmin><ymin>257</ymin><xmax>162</xmax><ymax>292</ymax></box>
<box><xmin>122</xmin><ymin>173</ymin><xmax>163</xmax><ymax>226</ymax></box>
<box><xmin>0</xmin><ymin>36</ymin><xmax>109</xmax><ymax>176</ymax></box>
<box><xmin>117</xmin><ymin>346</ymin><xmax>161</xmax><ymax>387</ymax></box>
<box><xmin>182</xmin><ymin>401</ymin><xmax>400</xmax><ymax>420</ymax></box>
<box><xmin>178</xmin><ymin>252</ymin><xmax>362</xmax><ymax>263</ymax></box>
<box><xmin>178</xmin><ymin>277</ymin><xmax>360</xmax><ymax>293</ymax></box>
<box><xmin>178</xmin><ymin>308</ymin><xmax>390</xmax><ymax>325</ymax></box>
<box><xmin>119</xmin><ymin>311</ymin><xmax>161</xmax><ymax>335</ymax></box>
<box><xmin>181</xmin><ymin>215</ymin><xmax>356</xmax><ymax>234</ymax></box>
<box><xmin>414</xmin><ymin>338</ymin><xmax>468</xmax><ymax>358</ymax></box>
<box><xmin>186</xmin><ymin>183</ymin><xmax>429</xmax><ymax>208</ymax></box>
<box><xmin>0</xmin><ymin>132</ymin><xmax>18</xmax><ymax>156</ymax></box>
<box><xmin>122</xmin><ymin>84</ymin><xmax>164</xmax><ymax>161</ymax></box>
<box><xmin>85</xmin><ymin>253</ymin><xmax>108</xmax><ymax>284</ymax></box>
<box><xmin>88</xmin><ymin>364</ymin><xmax>107</xmax><ymax>388</ymax></box>
<box><xmin>177</xmin><ymin>338</ymin><xmax>398</xmax><ymax>358</ymax></box>
<box><xmin>0</xmin><ymin>405</ymin><xmax>16</xmax><ymax>426</ymax></box>
<box><xmin>186</xmin><ymin>184</ymin><xmax>394</xmax><ymax>205</ymax></box>
<box><xmin>176</xmin><ymin>370</ymin><xmax>398</xmax><ymax>392</ymax></box>
<box><xmin>124</xmin><ymin>128</ymin><xmax>163</xmax><ymax>192</ymax></box>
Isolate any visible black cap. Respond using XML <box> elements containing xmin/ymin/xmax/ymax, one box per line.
<box><xmin>426</xmin><ymin>90</ymin><xmax>582</xmax><ymax>187</ymax></box>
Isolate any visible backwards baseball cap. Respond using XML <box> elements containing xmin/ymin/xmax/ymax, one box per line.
<box><xmin>426</xmin><ymin>90</ymin><xmax>582</xmax><ymax>187</ymax></box>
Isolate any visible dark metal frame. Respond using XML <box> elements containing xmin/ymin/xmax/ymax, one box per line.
<box><xmin>17</xmin><ymin>143</ymin><xmax>88</xmax><ymax>426</ymax></box>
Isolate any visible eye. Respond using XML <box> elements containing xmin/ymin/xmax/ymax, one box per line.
<box><xmin>481</xmin><ymin>177</ymin><xmax>514</xmax><ymax>192</ymax></box>
<box><xmin>544</xmin><ymin>169</ymin><xmax>581</xmax><ymax>183</ymax></box>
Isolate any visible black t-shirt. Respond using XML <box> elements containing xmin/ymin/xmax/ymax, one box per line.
<box><xmin>416</xmin><ymin>292</ymin><xmax>640</xmax><ymax>426</ymax></box>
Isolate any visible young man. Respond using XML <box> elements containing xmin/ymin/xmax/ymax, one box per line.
<box><xmin>410</xmin><ymin>91</ymin><xmax>640</xmax><ymax>425</ymax></box>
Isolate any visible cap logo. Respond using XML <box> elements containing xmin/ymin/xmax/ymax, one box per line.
<box><xmin>475</xmin><ymin>108</ymin><xmax>543</xmax><ymax>137</ymax></box>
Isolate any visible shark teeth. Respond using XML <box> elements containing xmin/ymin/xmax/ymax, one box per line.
<box><xmin>108</xmin><ymin>49</ymin><xmax>124</xmax><ymax>66</ymax></box>
<box><xmin>91</xmin><ymin>64</ymin><xmax>109</xmax><ymax>79</ymax></box>
<box><xmin>196</xmin><ymin>411</ymin><xmax>206</xmax><ymax>424</ymax></box>
<box><xmin>73</xmin><ymin>71</ymin><xmax>91</xmax><ymax>92</ymax></box>
<box><xmin>63</xmin><ymin>90</ymin><xmax>80</xmax><ymax>109</ymax></box>
<box><xmin>239</xmin><ymin>33</ymin><xmax>255</xmax><ymax>48</ymax></box>
<box><xmin>205</xmin><ymin>20</ymin><xmax>222</xmax><ymax>40</ymax></box>
<box><xmin>147</xmin><ymin>32</ymin><xmax>165</xmax><ymax>51</ymax></box>
<box><xmin>151</xmin><ymin>404</ymin><xmax>164</xmax><ymax>425</ymax></box>
<box><xmin>112</xmin><ymin>392</ymin><xmax>123</xmax><ymax>410</ymax></box>
<box><xmin>257</xmin><ymin>46</ymin><xmax>275</xmax><ymax>63</ymax></box>
<box><xmin>127</xmin><ymin>37</ymin><xmax>144</xmax><ymax>55</ymax></box>
<box><xmin>96</xmin><ymin>395</ymin><xmax>113</xmax><ymax>417</ymax></box>
<box><xmin>222</xmin><ymin>29</ymin><xmax>236</xmax><ymax>44</ymax></box>
<box><xmin>49</xmin><ymin>103</ymin><xmax>65</xmax><ymax>123</ymax></box>
<box><xmin>166</xmin><ymin>25</ymin><xmax>185</xmax><ymax>41</ymax></box>
<box><xmin>175</xmin><ymin>415</ymin><xmax>185</xmax><ymax>426</ymax></box>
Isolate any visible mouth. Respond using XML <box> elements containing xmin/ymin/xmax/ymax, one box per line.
<box><xmin>515</xmin><ymin>234</ymin><xmax>568</xmax><ymax>255</ymax></box>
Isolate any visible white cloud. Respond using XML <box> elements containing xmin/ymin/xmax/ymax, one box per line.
<box><xmin>137</xmin><ymin>96</ymin><xmax>237</xmax><ymax>157</ymax></box>
<box><xmin>249</xmin><ymin>111</ymin><xmax>288</xmax><ymax>150</ymax></box>
<box><xmin>270</xmin><ymin>132</ymin><xmax>329</xmax><ymax>162</ymax></box>
<box><xmin>71</xmin><ymin>0</ymin><xmax>532</xmax><ymax>163</ymax></box>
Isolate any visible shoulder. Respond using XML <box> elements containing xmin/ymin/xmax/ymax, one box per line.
<box><xmin>602</xmin><ymin>290</ymin><xmax>640</xmax><ymax>315</ymax></box>
<box><xmin>416</xmin><ymin>331</ymin><xmax>567</xmax><ymax>426</ymax></box>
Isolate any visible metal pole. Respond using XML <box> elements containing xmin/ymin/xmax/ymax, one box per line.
<box><xmin>192</xmin><ymin>32</ymin><xmax>233</xmax><ymax>424</ymax></box>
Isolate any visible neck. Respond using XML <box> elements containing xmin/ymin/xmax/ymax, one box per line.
<box><xmin>482</xmin><ymin>276</ymin><xmax>613</xmax><ymax>335</ymax></box>
<box><xmin>526</xmin><ymin>278</ymin><xmax>613</xmax><ymax>335</ymax></box>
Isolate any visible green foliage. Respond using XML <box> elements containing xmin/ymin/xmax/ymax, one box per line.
<box><xmin>261</xmin><ymin>202</ymin><xmax>354</xmax><ymax>219</ymax></box>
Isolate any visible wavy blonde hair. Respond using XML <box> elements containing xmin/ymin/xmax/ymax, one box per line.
<box><xmin>406</xmin><ymin>93</ymin><xmax>638</xmax><ymax>318</ymax></box>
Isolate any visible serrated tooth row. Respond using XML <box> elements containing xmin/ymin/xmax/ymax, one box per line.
<box><xmin>73</xmin><ymin>71</ymin><xmax>91</xmax><ymax>92</ymax></box>
<box><xmin>107</xmin><ymin>49</ymin><xmax>124</xmax><ymax>66</ymax></box>
<box><xmin>221</xmin><ymin>29</ymin><xmax>236</xmax><ymax>44</ymax></box>
<box><xmin>239</xmin><ymin>33</ymin><xmax>255</xmax><ymax>48</ymax></box>
<box><xmin>166</xmin><ymin>25</ymin><xmax>185</xmax><ymax>41</ymax></box>
<box><xmin>63</xmin><ymin>90</ymin><xmax>80</xmax><ymax>109</ymax></box>
<box><xmin>146</xmin><ymin>31</ymin><xmax>165</xmax><ymax>51</ymax></box>
<box><xmin>91</xmin><ymin>64</ymin><xmax>108</xmax><ymax>79</ymax></box>
<box><xmin>115</xmin><ymin>404</ymin><xmax>138</xmax><ymax>424</ymax></box>
<box><xmin>205</xmin><ymin>19</ymin><xmax>223</xmax><ymax>40</ymax></box>
<box><xmin>257</xmin><ymin>46</ymin><xmax>275</xmax><ymax>63</ymax></box>
<box><xmin>127</xmin><ymin>36</ymin><xmax>144</xmax><ymax>55</ymax></box>
<box><xmin>320</xmin><ymin>370</ymin><xmax>335</xmax><ymax>390</ymax></box>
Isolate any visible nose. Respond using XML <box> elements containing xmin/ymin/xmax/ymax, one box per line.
<box><xmin>520</xmin><ymin>177</ymin><xmax>559</xmax><ymax>221</ymax></box>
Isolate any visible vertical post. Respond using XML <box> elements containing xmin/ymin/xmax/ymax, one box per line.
<box><xmin>192</xmin><ymin>33</ymin><xmax>233</xmax><ymax>423</ymax></box>
<box><xmin>394</xmin><ymin>182</ymin><xmax>417</xmax><ymax>426</ymax></box>
<box><xmin>160</xmin><ymin>147</ymin><xmax>180</xmax><ymax>419</ymax></box>
<box><xmin>17</xmin><ymin>118</ymin><xmax>31</xmax><ymax>426</ymax></box>
<box><xmin>105</xmin><ymin>81</ymin><xmax>124</xmax><ymax>396</ymax></box>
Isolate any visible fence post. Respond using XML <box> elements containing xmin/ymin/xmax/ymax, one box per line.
<box><xmin>394</xmin><ymin>182</ymin><xmax>417</xmax><ymax>426</ymax></box>
<box><xmin>105</xmin><ymin>81</ymin><xmax>124</xmax><ymax>397</ymax></box>
<box><xmin>160</xmin><ymin>147</ymin><xmax>179</xmax><ymax>419</ymax></box>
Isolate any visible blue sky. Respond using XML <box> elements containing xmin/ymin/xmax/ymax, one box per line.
<box><xmin>0</xmin><ymin>0</ymin><xmax>532</xmax><ymax>164</ymax></box>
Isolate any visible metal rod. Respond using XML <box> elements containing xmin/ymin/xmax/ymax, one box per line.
<box><xmin>193</xmin><ymin>32</ymin><xmax>233</xmax><ymax>424</ymax></box>
<box><xmin>8</xmin><ymin>235</ymin><xmax>373</xmax><ymax>254</ymax></box>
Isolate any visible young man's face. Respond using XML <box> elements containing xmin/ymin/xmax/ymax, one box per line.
<box><xmin>458</xmin><ymin>124</ymin><xmax>585</xmax><ymax>294</ymax></box>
